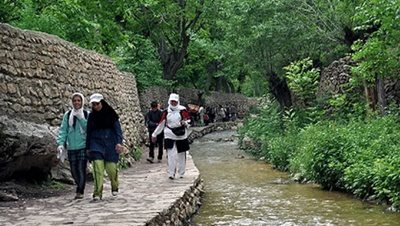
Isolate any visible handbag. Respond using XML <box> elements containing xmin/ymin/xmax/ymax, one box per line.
<box><xmin>168</xmin><ymin>125</ymin><xmax>186</xmax><ymax>136</ymax></box>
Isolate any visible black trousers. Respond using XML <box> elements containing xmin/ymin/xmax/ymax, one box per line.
<box><xmin>69</xmin><ymin>159</ymin><xmax>87</xmax><ymax>194</ymax></box>
<box><xmin>149</xmin><ymin>132</ymin><xmax>164</xmax><ymax>160</ymax></box>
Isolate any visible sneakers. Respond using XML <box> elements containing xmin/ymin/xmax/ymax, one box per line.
<box><xmin>112</xmin><ymin>191</ymin><xmax>118</xmax><ymax>197</ymax></box>
<box><xmin>147</xmin><ymin>158</ymin><xmax>154</xmax><ymax>163</ymax></box>
<box><xmin>169</xmin><ymin>176</ymin><xmax>174</xmax><ymax>180</ymax></box>
<box><xmin>157</xmin><ymin>159</ymin><xmax>162</xmax><ymax>163</ymax></box>
<box><xmin>92</xmin><ymin>196</ymin><xmax>101</xmax><ymax>201</ymax></box>
<box><xmin>74</xmin><ymin>193</ymin><xmax>84</xmax><ymax>199</ymax></box>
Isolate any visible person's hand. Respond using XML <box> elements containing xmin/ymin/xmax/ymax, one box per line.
<box><xmin>181</xmin><ymin>120</ymin><xmax>188</xmax><ymax>127</ymax></box>
<box><xmin>57</xmin><ymin>145</ymin><xmax>66</xmax><ymax>163</ymax></box>
<box><xmin>115</xmin><ymin>144</ymin><xmax>124</xmax><ymax>153</ymax></box>
<box><xmin>75</xmin><ymin>110</ymin><xmax>84</xmax><ymax>119</ymax></box>
<box><xmin>151</xmin><ymin>136</ymin><xmax>157</xmax><ymax>143</ymax></box>
<box><xmin>57</xmin><ymin>145</ymin><xmax>65</xmax><ymax>153</ymax></box>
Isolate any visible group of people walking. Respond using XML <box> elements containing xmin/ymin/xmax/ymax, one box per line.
<box><xmin>56</xmin><ymin>92</ymin><xmax>191</xmax><ymax>200</ymax></box>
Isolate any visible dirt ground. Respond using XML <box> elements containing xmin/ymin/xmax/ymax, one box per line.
<box><xmin>0</xmin><ymin>180</ymin><xmax>75</xmax><ymax>208</ymax></box>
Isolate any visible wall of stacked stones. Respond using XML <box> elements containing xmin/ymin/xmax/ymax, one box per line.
<box><xmin>317</xmin><ymin>56</ymin><xmax>356</xmax><ymax>99</ymax></box>
<box><xmin>0</xmin><ymin>23</ymin><xmax>146</xmax><ymax>149</ymax></box>
<box><xmin>317</xmin><ymin>56</ymin><xmax>400</xmax><ymax>106</ymax></box>
<box><xmin>140</xmin><ymin>86</ymin><xmax>258</xmax><ymax>117</ymax></box>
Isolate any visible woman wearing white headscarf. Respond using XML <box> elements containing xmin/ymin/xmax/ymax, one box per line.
<box><xmin>57</xmin><ymin>92</ymin><xmax>89</xmax><ymax>199</ymax></box>
<box><xmin>152</xmin><ymin>93</ymin><xmax>191</xmax><ymax>179</ymax></box>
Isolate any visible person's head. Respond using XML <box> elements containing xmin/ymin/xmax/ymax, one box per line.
<box><xmin>71</xmin><ymin>92</ymin><xmax>84</xmax><ymax>110</ymax></box>
<box><xmin>90</xmin><ymin>93</ymin><xmax>104</xmax><ymax>112</ymax></box>
<box><xmin>150</xmin><ymin>101</ymin><xmax>158</xmax><ymax>110</ymax></box>
<box><xmin>168</xmin><ymin>93</ymin><xmax>179</xmax><ymax>106</ymax></box>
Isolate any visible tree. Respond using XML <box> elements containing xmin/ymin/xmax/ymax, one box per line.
<box><xmin>133</xmin><ymin>0</ymin><xmax>205</xmax><ymax>81</ymax></box>
<box><xmin>352</xmin><ymin>0</ymin><xmax>400</xmax><ymax>114</ymax></box>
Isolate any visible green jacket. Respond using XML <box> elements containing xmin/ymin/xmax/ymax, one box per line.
<box><xmin>57</xmin><ymin>111</ymin><xmax>88</xmax><ymax>151</ymax></box>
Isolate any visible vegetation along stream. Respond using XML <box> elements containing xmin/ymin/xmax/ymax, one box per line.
<box><xmin>189</xmin><ymin>130</ymin><xmax>400</xmax><ymax>226</ymax></box>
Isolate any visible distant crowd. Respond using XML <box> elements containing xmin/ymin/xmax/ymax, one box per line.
<box><xmin>148</xmin><ymin>103</ymin><xmax>238</xmax><ymax>127</ymax></box>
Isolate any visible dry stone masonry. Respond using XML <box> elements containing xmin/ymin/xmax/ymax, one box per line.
<box><xmin>317</xmin><ymin>56</ymin><xmax>356</xmax><ymax>98</ymax></box>
<box><xmin>0</xmin><ymin>23</ymin><xmax>146</xmax><ymax>181</ymax></box>
<box><xmin>140</xmin><ymin>86</ymin><xmax>258</xmax><ymax>118</ymax></box>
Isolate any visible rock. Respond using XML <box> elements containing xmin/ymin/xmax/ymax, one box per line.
<box><xmin>0</xmin><ymin>115</ymin><xmax>59</xmax><ymax>181</ymax></box>
<box><xmin>0</xmin><ymin>191</ymin><xmax>18</xmax><ymax>201</ymax></box>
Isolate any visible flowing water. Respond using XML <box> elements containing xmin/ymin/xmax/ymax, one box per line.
<box><xmin>189</xmin><ymin>130</ymin><xmax>400</xmax><ymax>226</ymax></box>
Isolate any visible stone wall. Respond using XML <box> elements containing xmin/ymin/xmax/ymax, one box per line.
<box><xmin>317</xmin><ymin>56</ymin><xmax>356</xmax><ymax>98</ymax></box>
<box><xmin>146</xmin><ymin>177</ymin><xmax>204</xmax><ymax>226</ymax></box>
<box><xmin>317</xmin><ymin>56</ymin><xmax>400</xmax><ymax>106</ymax></box>
<box><xmin>0</xmin><ymin>23</ymin><xmax>146</xmax><ymax>181</ymax></box>
<box><xmin>140</xmin><ymin>86</ymin><xmax>258</xmax><ymax>118</ymax></box>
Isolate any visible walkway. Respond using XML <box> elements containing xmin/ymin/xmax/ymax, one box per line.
<box><xmin>0</xmin><ymin>148</ymin><xmax>200</xmax><ymax>225</ymax></box>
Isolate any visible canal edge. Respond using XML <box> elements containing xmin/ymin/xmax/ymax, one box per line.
<box><xmin>145</xmin><ymin>122</ymin><xmax>240</xmax><ymax>225</ymax></box>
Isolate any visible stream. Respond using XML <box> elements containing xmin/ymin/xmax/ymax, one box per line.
<box><xmin>189</xmin><ymin>130</ymin><xmax>400</xmax><ymax>226</ymax></box>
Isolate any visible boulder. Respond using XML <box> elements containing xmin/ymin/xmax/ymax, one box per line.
<box><xmin>0</xmin><ymin>115</ymin><xmax>71</xmax><ymax>182</ymax></box>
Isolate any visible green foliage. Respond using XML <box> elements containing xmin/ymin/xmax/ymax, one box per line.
<box><xmin>118</xmin><ymin>154</ymin><xmax>129</xmax><ymax>170</ymax></box>
<box><xmin>5</xmin><ymin>0</ymin><xmax>367</xmax><ymax>97</ymax></box>
<box><xmin>351</xmin><ymin>0</ymin><xmax>400</xmax><ymax>84</ymax></box>
<box><xmin>240</xmin><ymin>70</ymin><xmax>269</xmax><ymax>97</ymax></box>
<box><xmin>131</xmin><ymin>145</ymin><xmax>143</xmax><ymax>162</ymax></box>
<box><xmin>118</xmin><ymin>146</ymin><xmax>143</xmax><ymax>170</ymax></box>
<box><xmin>238</xmin><ymin>97</ymin><xmax>283</xmax><ymax>156</ymax></box>
<box><xmin>264</xmin><ymin>133</ymin><xmax>299</xmax><ymax>171</ymax></box>
<box><xmin>0</xmin><ymin>0</ymin><xmax>24</xmax><ymax>23</ymax></box>
<box><xmin>284</xmin><ymin>58</ymin><xmax>320</xmax><ymax>107</ymax></box>
<box><xmin>42</xmin><ymin>179</ymin><xmax>65</xmax><ymax>190</ymax></box>
<box><xmin>242</xmin><ymin>98</ymin><xmax>400</xmax><ymax>209</ymax></box>
<box><xmin>292</xmin><ymin>116</ymin><xmax>400</xmax><ymax>208</ymax></box>
<box><xmin>11</xmin><ymin>0</ymin><xmax>131</xmax><ymax>54</ymax></box>
<box><xmin>113</xmin><ymin>34</ymin><xmax>168</xmax><ymax>91</ymax></box>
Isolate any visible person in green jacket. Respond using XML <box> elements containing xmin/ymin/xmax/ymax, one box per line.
<box><xmin>57</xmin><ymin>92</ymin><xmax>89</xmax><ymax>199</ymax></box>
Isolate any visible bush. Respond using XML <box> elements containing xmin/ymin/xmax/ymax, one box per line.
<box><xmin>118</xmin><ymin>146</ymin><xmax>143</xmax><ymax>169</ymax></box>
<box><xmin>240</xmin><ymin>98</ymin><xmax>400</xmax><ymax>210</ymax></box>
<box><xmin>238</xmin><ymin>98</ymin><xmax>283</xmax><ymax>156</ymax></box>
<box><xmin>265</xmin><ymin>133</ymin><xmax>299</xmax><ymax>171</ymax></box>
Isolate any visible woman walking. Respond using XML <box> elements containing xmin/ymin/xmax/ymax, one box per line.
<box><xmin>86</xmin><ymin>93</ymin><xmax>124</xmax><ymax>201</ymax></box>
<box><xmin>57</xmin><ymin>92</ymin><xmax>88</xmax><ymax>199</ymax></box>
<box><xmin>152</xmin><ymin>93</ymin><xmax>191</xmax><ymax>179</ymax></box>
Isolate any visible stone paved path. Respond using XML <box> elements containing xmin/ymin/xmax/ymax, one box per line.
<box><xmin>0</xmin><ymin>154</ymin><xmax>200</xmax><ymax>226</ymax></box>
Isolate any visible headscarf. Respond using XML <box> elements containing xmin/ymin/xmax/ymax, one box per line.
<box><xmin>167</xmin><ymin>93</ymin><xmax>186</xmax><ymax>112</ymax></box>
<box><xmin>89</xmin><ymin>99</ymin><xmax>119</xmax><ymax>129</ymax></box>
<box><xmin>69</xmin><ymin>92</ymin><xmax>85</xmax><ymax>127</ymax></box>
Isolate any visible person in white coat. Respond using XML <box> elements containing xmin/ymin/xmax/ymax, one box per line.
<box><xmin>151</xmin><ymin>93</ymin><xmax>191</xmax><ymax>179</ymax></box>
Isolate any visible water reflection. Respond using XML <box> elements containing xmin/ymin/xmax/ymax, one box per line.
<box><xmin>190</xmin><ymin>130</ymin><xmax>400</xmax><ymax>226</ymax></box>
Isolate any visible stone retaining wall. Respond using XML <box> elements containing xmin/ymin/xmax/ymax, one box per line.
<box><xmin>0</xmin><ymin>23</ymin><xmax>145</xmax><ymax>147</ymax></box>
<box><xmin>146</xmin><ymin>177</ymin><xmax>204</xmax><ymax>226</ymax></box>
<box><xmin>140</xmin><ymin>86</ymin><xmax>258</xmax><ymax>118</ymax></box>
<box><xmin>0</xmin><ymin>23</ymin><xmax>146</xmax><ymax>181</ymax></box>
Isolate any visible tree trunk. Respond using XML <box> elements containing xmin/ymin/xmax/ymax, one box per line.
<box><xmin>158</xmin><ymin>35</ymin><xmax>190</xmax><ymax>80</ymax></box>
<box><xmin>363</xmin><ymin>81</ymin><xmax>377</xmax><ymax>112</ymax></box>
<box><xmin>268</xmin><ymin>72</ymin><xmax>292</xmax><ymax>108</ymax></box>
<box><xmin>157</xmin><ymin>0</ymin><xmax>204</xmax><ymax>81</ymax></box>
<box><xmin>376</xmin><ymin>77</ymin><xmax>387</xmax><ymax>115</ymax></box>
